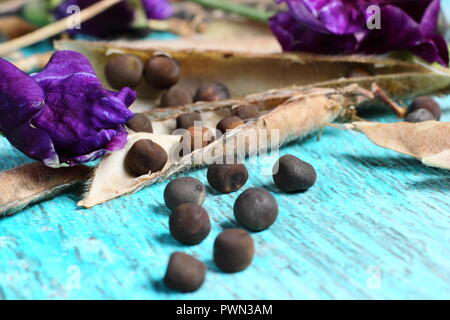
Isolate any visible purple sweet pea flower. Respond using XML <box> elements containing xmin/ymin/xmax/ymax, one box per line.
<box><xmin>55</xmin><ymin>0</ymin><xmax>172</xmax><ymax>38</ymax></box>
<box><xmin>269</xmin><ymin>0</ymin><xmax>449</xmax><ymax>66</ymax></box>
<box><xmin>0</xmin><ymin>51</ymin><xmax>135</xmax><ymax>167</ymax></box>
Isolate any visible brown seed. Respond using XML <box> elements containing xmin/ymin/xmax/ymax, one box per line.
<box><xmin>163</xmin><ymin>252</ymin><xmax>206</xmax><ymax>293</ymax></box>
<box><xmin>273</xmin><ymin>155</ymin><xmax>317</xmax><ymax>192</ymax></box>
<box><xmin>214</xmin><ymin>229</ymin><xmax>254</xmax><ymax>273</ymax></box>
<box><xmin>124</xmin><ymin>139</ymin><xmax>168</xmax><ymax>177</ymax></box>
<box><xmin>184</xmin><ymin>126</ymin><xmax>215</xmax><ymax>152</ymax></box>
<box><xmin>194</xmin><ymin>82</ymin><xmax>230</xmax><ymax>102</ymax></box>
<box><xmin>408</xmin><ymin>96</ymin><xmax>441</xmax><ymax>120</ymax></box>
<box><xmin>169</xmin><ymin>203</ymin><xmax>211</xmax><ymax>245</ymax></box>
<box><xmin>104</xmin><ymin>54</ymin><xmax>143</xmax><ymax>90</ymax></box>
<box><xmin>144</xmin><ymin>55</ymin><xmax>181</xmax><ymax>90</ymax></box>
<box><xmin>207</xmin><ymin>156</ymin><xmax>248</xmax><ymax>194</ymax></box>
<box><xmin>234</xmin><ymin>188</ymin><xmax>278</xmax><ymax>231</ymax></box>
<box><xmin>176</xmin><ymin>112</ymin><xmax>202</xmax><ymax>130</ymax></box>
<box><xmin>160</xmin><ymin>86</ymin><xmax>193</xmax><ymax>108</ymax></box>
<box><xmin>216</xmin><ymin>116</ymin><xmax>244</xmax><ymax>134</ymax></box>
<box><xmin>164</xmin><ymin>177</ymin><xmax>206</xmax><ymax>210</ymax></box>
<box><xmin>345</xmin><ymin>65</ymin><xmax>373</xmax><ymax>78</ymax></box>
<box><xmin>125</xmin><ymin>113</ymin><xmax>153</xmax><ymax>133</ymax></box>
<box><xmin>233</xmin><ymin>104</ymin><xmax>260</xmax><ymax>120</ymax></box>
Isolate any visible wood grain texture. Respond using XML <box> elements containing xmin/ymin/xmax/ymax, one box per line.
<box><xmin>0</xmin><ymin>100</ymin><xmax>448</xmax><ymax>300</ymax></box>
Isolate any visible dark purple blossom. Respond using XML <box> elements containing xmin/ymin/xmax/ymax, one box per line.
<box><xmin>0</xmin><ymin>51</ymin><xmax>135</xmax><ymax>167</ymax></box>
<box><xmin>269</xmin><ymin>0</ymin><xmax>449</xmax><ymax>66</ymax></box>
<box><xmin>55</xmin><ymin>0</ymin><xmax>172</xmax><ymax>38</ymax></box>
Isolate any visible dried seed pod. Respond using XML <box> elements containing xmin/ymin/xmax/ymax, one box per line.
<box><xmin>214</xmin><ymin>229</ymin><xmax>254</xmax><ymax>273</ymax></box>
<box><xmin>408</xmin><ymin>96</ymin><xmax>441</xmax><ymax>120</ymax></box>
<box><xmin>194</xmin><ymin>82</ymin><xmax>230</xmax><ymax>102</ymax></box>
<box><xmin>160</xmin><ymin>86</ymin><xmax>193</xmax><ymax>108</ymax></box>
<box><xmin>124</xmin><ymin>139</ymin><xmax>168</xmax><ymax>177</ymax></box>
<box><xmin>144</xmin><ymin>56</ymin><xmax>180</xmax><ymax>90</ymax></box>
<box><xmin>405</xmin><ymin>109</ymin><xmax>435</xmax><ymax>123</ymax></box>
<box><xmin>234</xmin><ymin>188</ymin><xmax>278</xmax><ymax>231</ymax></box>
<box><xmin>125</xmin><ymin>113</ymin><xmax>153</xmax><ymax>133</ymax></box>
<box><xmin>164</xmin><ymin>177</ymin><xmax>206</xmax><ymax>210</ymax></box>
<box><xmin>104</xmin><ymin>54</ymin><xmax>143</xmax><ymax>89</ymax></box>
<box><xmin>176</xmin><ymin>112</ymin><xmax>202</xmax><ymax>130</ymax></box>
<box><xmin>345</xmin><ymin>65</ymin><xmax>373</xmax><ymax>78</ymax></box>
<box><xmin>273</xmin><ymin>155</ymin><xmax>317</xmax><ymax>192</ymax></box>
<box><xmin>207</xmin><ymin>157</ymin><xmax>248</xmax><ymax>194</ymax></box>
<box><xmin>216</xmin><ymin>116</ymin><xmax>244</xmax><ymax>134</ymax></box>
<box><xmin>169</xmin><ymin>203</ymin><xmax>211</xmax><ymax>245</ymax></box>
<box><xmin>163</xmin><ymin>252</ymin><xmax>206</xmax><ymax>293</ymax></box>
<box><xmin>233</xmin><ymin>104</ymin><xmax>260</xmax><ymax>120</ymax></box>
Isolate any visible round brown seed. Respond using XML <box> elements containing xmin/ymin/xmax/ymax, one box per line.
<box><xmin>408</xmin><ymin>96</ymin><xmax>441</xmax><ymax>120</ymax></box>
<box><xmin>125</xmin><ymin>113</ymin><xmax>153</xmax><ymax>133</ymax></box>
<box><xmin>164</xmin><ymin>177</ymin><xmax>206</xmax><ymax>210</ymax></box>
<box><xmin>214</xmin><ymin>229</ymin><xmax>254</xmax><ymax>273</ymax></box>
<box><xmin>234</xmin><ymin>188</ymin><xmax>278</xmax><ymax>232</ymax></box>
<box><xmin>144</xmin><ymin>56</ymin><xmax>180</xmax><ymax>90</ymax></box>
<box><xmin>194</xmin><ymin>82</ymin><xmax>230</xmax><ymax>102</ymax></box>
<box><xmin>163</xmin><ymin>252</ymin><xmax>206</xmax><ymax>293</ymax></box>
<box><xmin>207</xmin><ymin>157</ymin><xmax>248</xmax><ymax>194</ymax></box>
<box><xmin>169</xmin><ymin>203</ymin><xmax>211</xmax><ymax>245</ymax></box>
<box><xmin>184</xmin><ymin>126</ymin><xmax>215</xmax><ymax>152</ymax></box>
<box><xmin>160</xmin><ymin>86</ymin><xmax>193</xmax><ymax>108</ymax></box>
<box><xmin>233</xmin><ymin>104</ymin><xmax>260</xmax><ymax>120</ymax></box>
<box><xmin>273</xmin><ymin>154</ymin><xmax>317</xmax><ymax>192</ymax></box>
<box><xmin>216</xmin><ymin>116</ymin><xmax>244</xmax><ymax>134</ymax></box>
<box><xmin>104</xmin><ymin>54</ymin><xmax>143</xmax><ymax>90</ymax></box>
<box><xmin>124</xmin><ymin>139</ymin><xmax>168</xmax><ymax>177</ymax></box>
<box><xmin>176</xmin><ymin>112</ymin><xmax>202</xmax><ymax>130</ymax></box>
<box><xmin>405</xmin><ymin>108</ymin><xmax>435</xmax><ymax>123</ymax></box>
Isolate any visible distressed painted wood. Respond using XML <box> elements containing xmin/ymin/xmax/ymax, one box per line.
<box><xmin>0</xmin><ymin>100</ymin><xmax>448</xmax><ymax>299</ymax></box>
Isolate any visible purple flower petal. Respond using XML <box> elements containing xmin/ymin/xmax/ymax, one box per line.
<box><xmin>0</xmin><ymin>51</ymin><xmax>136</xmax><ymax>167</ymax></box>
<box><xmin>141</xmin><ymin>0</ymin><xmax>173</xmax><ymax>20</ymax></box>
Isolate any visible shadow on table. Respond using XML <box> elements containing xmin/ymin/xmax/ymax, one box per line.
<box><xmin>407</xmin><ymin>177</ymin><xmax>450</xmax><ymax>191</ymax></box>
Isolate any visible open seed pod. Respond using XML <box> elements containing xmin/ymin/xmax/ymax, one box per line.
<box><xmin>55</xmin><ymin>40</ymin><xmax>450</xmax><ymax>113</ymax></box>
<box><xmin>79</xmin><ymin>84</ymin><xmax>376</xmax><ymax>208</ymax></box>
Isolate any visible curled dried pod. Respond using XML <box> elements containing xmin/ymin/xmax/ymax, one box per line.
<box><xmin>216</xmin><ymin>116</ymin><xmax>244</xmax><ymax>134</ymax></box>
<box><xmin>104</xmin><ymin>54</ymin><xmax>143</xmax><ymax>89</ymax></box>
<box><xmin>176</xmin><ymin>112</ymin><xmax>202</xmax><ymax>130</ymax></box>
<box><xmin>144</xmin><ymin>55</ymin><xmax>180</xmax><ymax>90</ymax></box>
<box><xmin>194</xmin><ymin>82</ymin><xmax>230</xmax><ymax>102</ymax></box>
<box><xmin>160</xmin><ymin>86</ymin><xmax>193</xmax><ymax>108</ymax></box>
<box><xmin>233</xmin><ymin>104</ymin><xmax>260</xmax><ymax>120</ymax></box>
<box><xmin>124</xmin><ymin>139</ymin><xmax>168</xmax><ymax>176</ymax></box>
<box><xmin>345</xmin><ymin>65</ymin><xmax>373</xmax><ymax>78</ymax></box>
<box><xmin>125</xmin><ymin>113</ymin><xmax>153</xmax><ymax>133</ymax></box>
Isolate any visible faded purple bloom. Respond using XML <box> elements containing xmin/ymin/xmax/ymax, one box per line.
<box><xmin>270</xmin><ymin>0</ymin><xmax>449</xmax><ymax>66</ymax></box>
<box><xmin>0</xmin><ymin>51</ymin><xmax>135</xmax><ymax>167</ymax></box>
<box><xmin>55</xmin><ymin>0</ymin><xmax>172</xmax><ymax>38</ymax></box>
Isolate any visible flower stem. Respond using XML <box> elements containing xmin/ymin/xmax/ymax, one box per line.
<box><xmin>188</xmin><ymin>0</ymin><xmax>274</xmax><ymax>23</ymax></box>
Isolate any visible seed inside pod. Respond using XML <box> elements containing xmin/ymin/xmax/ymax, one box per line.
<box><xmin>104</xmin><ymin>54</ymin><xmax>144</xmax><ymax>90</ymax></box>
<box><xmin>194</xmin><ymin>82</ymin><xmax>230</xmax><ymax>102</ymax></box>
<box><xmin>124</xmin><ymin>139</ymin><xmax>168</xmax><ymax>177</ymax></box>
<box><xmin>233</xmin><ymin>104</ymin><xmax>260</xmax><ymax>120</ymax></box>
<box><xmin>125</xmin><ymin>113</ymin><xmax>153</xmax><ymax>133</ymax></box>
<box><xmin>345</xmin><ymin>65</ymin><xmax>373</xmax><ymax>78</ymax></box>
<box><xmin>176</xmin><ymin>112</ymin><xmax>202</xmax><ymax>130</ymax></box>
<box><xmin>234</xmin><ymin>188</ymin><xmax>278</xmax><ymax>232</ymax></box>
<box><xmin>160</xmin><ymin>86</ymin><xmax>193</xmax><ymax>108</ymax></box>
<box><xmin>408</xmin><ymin>96</ymin><xmax>441</xmax><ymax>120</ymax></box>
<box><xmin>163</xmin><ymin>252</ymin><xmax>206</xmax><ymax>293</ymax></box>
<box><xmin>164</xmin><ymin>177</ymin><xmax>206</xmax><ymax>210</ymax></box>
<box><xmin>144</xmin><ymin>55</ymin><xmax>180</xmax><ymax>90</ymax></box>
<box><xmin>214</xmin><ymin>229</ymin><xmax>254</xmax><ymax>273</ymax></box>
<box><xmin>216</xmin><ymin>116</ymin><xmax>244</xmax><ymax>134</ymax></box>
<box><xmin>207</xmin><ymin>156</ymin><xmax>248</xmax><ymax>194</ymax></box>
<box><xmin>169</xmin><ymin>203</ymin><xmax>211</xmax><ymax>245</ymax></box>
<box><xmin>273</xmin><ymin>155</ymin><xmax>317</xmax><ymax>192</ymax></box>
<box><xmin>405</xmin><ymin>108</ymin><xmax>435</xmax><ymax>123</ymax></box>
<box><xmin>182</xmin><ymin>126</ymin><xmax>215</xmax><ymax>154</ymax></box>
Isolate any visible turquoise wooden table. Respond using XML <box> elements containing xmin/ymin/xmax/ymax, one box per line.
<box><xmin>0</xmin><ymin>30</ymin><xmax>450</xmax><ymax>300</ymax></box>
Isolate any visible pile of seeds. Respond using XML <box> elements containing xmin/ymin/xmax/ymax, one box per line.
<box><xmin>162</xmin><ymin>153</ymin><xmax>317</xmax><ymax>293</ymax></box>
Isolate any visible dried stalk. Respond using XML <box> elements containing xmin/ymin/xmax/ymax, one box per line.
<box><xmin>0</xmin><ymin>0</ymin><xmax>122</xmax><ymax>56</ymax></box>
